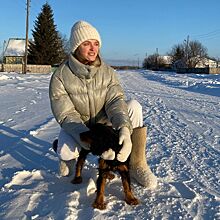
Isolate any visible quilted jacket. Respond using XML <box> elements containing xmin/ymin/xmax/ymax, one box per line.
<box><xmin>49</xmin><ymin>54</ymin><xmax>132</xmax><ymax>147</ymax></box>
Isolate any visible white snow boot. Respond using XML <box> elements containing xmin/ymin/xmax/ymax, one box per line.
<box><xmin>129</xmin><ymin>127</ymin><xmax>158</xmax><ymax>189</ymax></box>
<box><xmin>59</xmin><ymin>159</ymin><xmax>76</xmax><ymax>177</ymax></box>
<box><xmin>53</xmin><ymin>139</ymin><xmax>76</xmax><ymax>177</ymax></box>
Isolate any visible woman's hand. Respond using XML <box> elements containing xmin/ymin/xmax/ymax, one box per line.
<box><xmin>101</xmin><ymin>148</ymin><xmax>115</xmax><ymax>160</ymax></box>
<box><xmin>117</xmin><ymin>127</ymin><xmax>132</xmax><ymax>162</ymax></box>
<box><xmin>101</xmin><ymin>127</ymin><xmax>132</xmax><ymax>162</ymax></box>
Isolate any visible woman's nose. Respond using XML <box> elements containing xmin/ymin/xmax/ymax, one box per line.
<box><xmin>89</xmin><ymin>44</ymin><xmax>95</xmax><ymax>51</ymax></box>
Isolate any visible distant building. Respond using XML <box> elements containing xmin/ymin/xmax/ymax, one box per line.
<box><xmin>159</xmin><ymin>55</ymin><xmax>172</xmax><ymax>68</ymax></box>
<box><xmin>195</xmin><ymin>57</ymin><xmax>217</xmax><ymax>68</ymax></box>
<box><xmin>2</xmin><ymin>38</ymin><xmax>51</xmax><ymax>74</ymax></box>
<box><xmin>160</xmin><ymin>55</ymin><xmax>172</xmax><ymax>65</ymax></box>
<box><xmin>173</xmin><ymin>57</ymin><xmax>218</xmax><ymax>70</ymax></box>
<box><xmin>3</xmin><ymin>38</ymin><xmax>25</xmax><ymax>64</ymax></box>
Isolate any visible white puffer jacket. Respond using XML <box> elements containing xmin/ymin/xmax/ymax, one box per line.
<box><xmin>49</xmin><ymin>54</ymin><xmax>132</xmax><ymax>147</ymax></box>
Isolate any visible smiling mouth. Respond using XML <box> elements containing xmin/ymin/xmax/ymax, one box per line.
<box><xmin>88</xmin><ymin>52</ymin><xmax>96</xmax><ymax>56</ymax></box>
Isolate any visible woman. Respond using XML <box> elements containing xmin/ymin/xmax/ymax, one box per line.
<box><xmin>49</xmin><ymin>21</ymin><xmax>157</xmax><ymax>189</ymax></box>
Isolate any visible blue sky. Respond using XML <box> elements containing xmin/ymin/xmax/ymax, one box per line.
<box><xmin>1</xmin><ymin>0</ymin><xmax>220</xmax><ymax>62</ymax></box>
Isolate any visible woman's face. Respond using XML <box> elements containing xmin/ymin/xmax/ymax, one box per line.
<box><xmin>77</xmin><ymin>39</ymin><xmax>99</xmax><ymax>63</ymax></box>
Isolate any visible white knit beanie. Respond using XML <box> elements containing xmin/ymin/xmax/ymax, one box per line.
<box><xmin>69</xmin><ymin>20</ymin><xmax>102</xmax><ymax>53</ymax></box>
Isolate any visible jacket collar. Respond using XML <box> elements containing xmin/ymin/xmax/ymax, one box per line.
<box><xmin>68</xmin><ymin>53</ymin><xmax>102</xmax><ymax>79</ymax></box>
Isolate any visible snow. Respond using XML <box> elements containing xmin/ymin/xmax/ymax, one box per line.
<box><xmin>4</xmin><ymin>39</ymin><xmax>25</xmax><ymax>56</ymax></box>
<box><xmin>0</xmin><ymin>70</ymin><xmax>220</xmax><ymax>220</ymax></box>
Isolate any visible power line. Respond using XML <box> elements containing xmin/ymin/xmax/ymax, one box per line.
<box><xmin>191</xmin><ymin>29</ymin><xmax>220</xmax><ymax>40</ymax></box>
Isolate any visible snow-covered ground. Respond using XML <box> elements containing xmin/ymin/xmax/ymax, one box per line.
<box><xmin>0</xmin><ymin>70</ymin><xmax>219</xmax><ymax>220</ymax></box>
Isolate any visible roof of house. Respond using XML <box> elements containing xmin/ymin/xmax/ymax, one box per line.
<box><xmin>160</xmin><ymin>55</ymin><xmax>172</xmax><ymax>65</ymax></box>
<box><xmin>4</xmin><ymin>38</ymin><xmax>25</xmax><ymax>57</ymax></box>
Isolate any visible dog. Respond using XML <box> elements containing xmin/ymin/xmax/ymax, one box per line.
<box><xmin>71</xmin><ymin>123</ymin><xmax>139</xmax><ymax>210</ymax></box>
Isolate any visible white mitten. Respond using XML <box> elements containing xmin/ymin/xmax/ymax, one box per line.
<box><xmin>117</xmin><ymin>127</ymin><xmax>132</xmax><ymax>162</ymax></box>
<box><xmin>101</xmin><ymin>148</ymin><xmax>115</xmax><ymax>160</ymax></box>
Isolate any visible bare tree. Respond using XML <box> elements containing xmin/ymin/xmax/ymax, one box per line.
<box><xmin>168</xmin><ymin>44</ymin><xmax>185</xmax><ymax>65</ymax></box>
<box><xmin>168</xmin><ymin>39</ymin><xmax>208</xmax><ymax>68</ymax></box>
<box><xmin>187</xmin><ymin>40</ymin><xmax>208</xmax><ymax>68</ymax></box>
<box><xmin>143</xmin><ymin>53</ymin><xmax>166</xmax><ymax>70</ymax></box>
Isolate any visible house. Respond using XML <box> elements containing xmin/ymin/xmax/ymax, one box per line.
<box><xmin>3</xmin><ymin>38</ymin><xmax>25</xmax><ymax>64</ymax></box>
<box><xmin>2</xmin><ymin>38</ymin><xmax>51</xmax><ymax>74</ymax></box>
<box><xmin>173</xmin><ymin>57</ymin><xmax>218</xmax><ymax>69</ymax></box>
<box><xmin>195</xmin><ymin>57</ymin><xmax>217</xmax><ymax>68</ymax></box>
<box><xmin>160</xmin><ymin>55</ymin><xmax>172</xmax><ymax>68</ymax></box>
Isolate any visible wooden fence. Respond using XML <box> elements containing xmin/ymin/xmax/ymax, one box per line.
<box><xmin>1</xmin><ymin>64</ymin><xmax>52</xmax><ymax>74</ymax></box>
<box><xmin>209</xmin><ymin>68</ymin><xmax>220</xmax><ymax>74</ymax></box>
<box><xmin>176</xmin><ymin>67</ymin><xmax>220</xmax><ymax>74</ymax></box>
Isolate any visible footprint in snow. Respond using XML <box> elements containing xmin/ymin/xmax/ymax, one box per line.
<box><xmin>30</xmin><ymin>100</ymin><xmax>37</xmax><ymax>105</ymax></box>
<box><xmin>170</xmin><ymin>182</ymin><xmax>196</xmax><ymax>199</ymax></box>
<box><xmin>15</xmin><ymin>107</ymin><xmax>27</xmax><ymax>114</ymax></box>
<box><xmin>16</xmin><ymin>86</ymin><xmax>25</xmax><ymax>90</ymax></box>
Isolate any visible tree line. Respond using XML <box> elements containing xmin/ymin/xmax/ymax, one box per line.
<box><xmin>142</xmin><ymin>38</ymin><xmax>218</xmax><ymax>70</ymax></box>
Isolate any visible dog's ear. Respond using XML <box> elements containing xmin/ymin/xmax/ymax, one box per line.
<box><xmin>80</xmin><ymin>131</ymin><xmax>93</xmax><ymax>144</ymax></box>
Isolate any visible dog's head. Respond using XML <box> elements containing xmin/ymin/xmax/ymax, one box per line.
<box><xmin>80</xmin><ymin>123</ymin><xmax>120</xmax><ymax>156</ymax></box>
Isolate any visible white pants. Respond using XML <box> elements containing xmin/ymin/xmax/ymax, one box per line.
<box><xmin>57</xmin><ymin>99</ymin><xmax>143</xmax><ymax>161</ymax></box>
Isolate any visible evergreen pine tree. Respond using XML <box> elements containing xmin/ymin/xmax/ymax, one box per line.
<box><xmin>28</xmin><ymin>3</ymin><xmax>65</xmax><ymax>65</ymax></box>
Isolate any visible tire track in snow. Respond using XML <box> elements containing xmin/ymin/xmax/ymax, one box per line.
<box><xmin>118</xmin><ymin>70</ymin><xmax>220</xmax><ymax>219</ymax></box>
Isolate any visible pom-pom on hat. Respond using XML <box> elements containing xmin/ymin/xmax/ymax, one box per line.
<box><xmin>69</xmin><ymin>20</ymin><xmax>102</xmax><ymax>53</ymax></box>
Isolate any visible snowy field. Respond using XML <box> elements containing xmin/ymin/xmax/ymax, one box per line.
<box><xmin>0</xmin><ymin>70</ymin><xmax>219</xmax><ymax>220</ymax></box>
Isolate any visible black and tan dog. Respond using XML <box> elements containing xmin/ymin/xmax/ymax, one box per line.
<box><xmin>71</xmin><ymin>123</ymin><xmax>139</xmax><ymax>210</ymax></box>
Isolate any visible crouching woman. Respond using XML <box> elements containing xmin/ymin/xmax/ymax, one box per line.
<box><xmin>49</xmin><ymin>20</ymin><xmax>157</xmax><ymax>189</ymax></box>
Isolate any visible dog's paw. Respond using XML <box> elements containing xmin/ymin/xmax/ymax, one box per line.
<box><xmin>92</xmin><ymin>201</ymin><xmax>107</xmax><ymax>210</ymax></box>
<box><xmin>125</xmin><ymin>197</ymin><xmax>139</xmax><ymax>205</ymax></box>
<box><xmin>71</xmin><ymin>176</ymin><xmax>82</xmax><ymax>184</ymax></box>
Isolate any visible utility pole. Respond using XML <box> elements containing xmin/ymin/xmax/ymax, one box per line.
<box><xmin>156</xmin><ymin>48</ymin><xmax>159</xmax><ymax>70</ymax></box>
<box><xmin>1</xmin><ymin>40</ymin><xmax>6</xmax><ymax>71</ymax></box>
<box><xmin>185</xmin><ymin>35</ymin><xmax>190</xmax><ymax>68</ymax></box>
<box><xmin>23</xmin><ymin>0</ymin><xmax>30</xmax><ymax>74</ymax></box>
<box><xmin>1</xmin><ymin>40</ymin><xmax>6</xmax><ymax>64</ymax></box>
